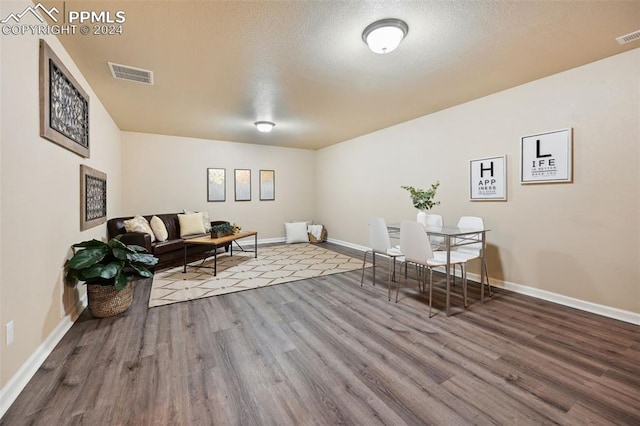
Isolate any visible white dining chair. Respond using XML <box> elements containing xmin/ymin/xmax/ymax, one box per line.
<box><xmin>454</xmin><ymin>216</ymin><xmax>492</xmax><ymax>297</ymax></box>
<box><xmin>425</xmin><ymin>213</ymin><xmax>444</xmax><ymax>249</ymax></box>
<box><xmin>399</xmin><ymin>220</ymin><xmax>468</xmax><ymax>317</ymax></box>
<box><xmin>361</xmin><ymin>217</ymin><xmax>404</xmax><ymax>301</ymax></box>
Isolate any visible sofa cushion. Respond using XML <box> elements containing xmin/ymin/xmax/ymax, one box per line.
<box><xmin>153</xmin><ymin>239</ymin><xmax>184</xmax><ymax>255</ymax></box>
<box><xmin>184</xmin><ymin>209</ymin><xmax>212</xmax><ymax>232</ymax></box>
<box><xmin>156</xmin><ymin>214</ymin><xmax>180</xmax><ymax>240</ymax></box>
<box><xmin>124</xmin><ymin>215</ymin><xmax>155</xmax><ymax>242</ymax></box>
<box><xmin>150</xmin><ymin>215</ymin><xmax>169</xmax><ymax>242</ymax></box>
<box><xmin>178</xmin><ymin>212</ymin><xmax>206</xmax><ymax>237</ymax></box>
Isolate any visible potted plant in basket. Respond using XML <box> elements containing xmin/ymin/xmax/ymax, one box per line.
<box><xmin>401</xmin><ymin>181</ymin><xmax>441</xmax><ymax>226</ymax></box>
<box><xmin>64</xmin><ymin>236</ymin><xmax>158</xmax><ymax>318</ymax></box>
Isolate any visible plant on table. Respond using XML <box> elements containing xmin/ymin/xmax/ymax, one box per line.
<box><xmin>211</xmin><ymin>222</ymin><xmax>234</xmax><ymax>237</ymax></box>
<box><xmin>401</xmin><ymin>181</ymin><xmax>441</xmax><ymax>210</ymax></box>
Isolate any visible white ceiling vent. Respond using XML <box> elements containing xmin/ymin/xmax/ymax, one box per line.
<box><xmin>108</xmin><ymin>62</ymin><xmax>154</xmax><ymax>85</ymax></box>
<box><xmin>616</xmin><ymin>29</ymin><xmax>640</xmax><ymax>45</ymax></box>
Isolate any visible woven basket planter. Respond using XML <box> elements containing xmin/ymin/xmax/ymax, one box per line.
<box><xmin>87</xmin><ymin>281</ymin><xmax>133</xmax><ymax>318</ymax></box>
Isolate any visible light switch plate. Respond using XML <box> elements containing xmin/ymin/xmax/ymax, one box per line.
<box><xmin>6</xmin><ymin>320</ymin><xmax>14</xmax><ymax>345</ymax></box>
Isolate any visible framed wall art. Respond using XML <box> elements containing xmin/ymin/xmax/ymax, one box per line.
<box><xmin>259</xmin><ymin>170</ymin><xmax>275</xmax><ymax>201</ymax></box>
<box><xmin>40</xmin><ymin>39</ymin><xmax>90</xmax><ymax>158</ymax></box>
<box><xmin>520</xmin><ymin>128</ymin><xmax>573</xmax><ymax>184</ymax></box>
<box><xmin>80</xmin><ymin>165</ymin><xmax>107</xmax><ymax>231</ymax></box>
<box><xmin>234</xmin><ymin>169</ymin><xmax>251</xmax><ymax>201</ymax></box>
<box><xmin>207</xmin><ymin>168</ymin><xmax>226</xmax><ymax>202</ymax></box>
<box><xmin>470</xmin><ymin>155</ymin><xmax>506</xmax><ymax>201</ymax></box>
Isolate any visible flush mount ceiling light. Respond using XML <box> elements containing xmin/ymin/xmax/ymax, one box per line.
<box><xmin>362</xmin><ymin>18</ymin><xmax>409</xmax><ymax>54</ymax></box>
<box><xmin>254</xmin><ymin>121</ymin><xmax>275</xmax><ymax>133</ymax></box>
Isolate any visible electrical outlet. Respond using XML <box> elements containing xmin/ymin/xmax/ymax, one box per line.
<box><xmin>6</xmin><ymin>321</ymin><xmax>14</xmax><ymax>346</ymax></box>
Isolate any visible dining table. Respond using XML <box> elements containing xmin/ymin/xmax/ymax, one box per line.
<box><xmin>387</xmin><ymin>223</ymin><xmax>490</xmax><ymax>316</ymax></box>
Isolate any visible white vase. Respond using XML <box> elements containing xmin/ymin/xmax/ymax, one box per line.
<box><xmin>416</xmin><ymin>209</ymin><xmax>427</xmax><ymax>227</ymax></box>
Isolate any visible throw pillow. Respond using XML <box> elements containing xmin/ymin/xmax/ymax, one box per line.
<box><xmin>178</xmin><ymin>212</ymin><xmax>206</xmax><ymax>237</ymax></box>
<box><xmin>150</xmin><ymin>215</ymin><xmax>169</xmax><ymax>242</ymax></box>
<box><xmin>285</xmin><ymin>221</ymin><xmax>309</xmax><ymax>244</ymax></box>
<box><xmin>201</xmin><ymin>211</ymin><xmax>212</xmax><ymax>232</ymax></box>
<box><xmin>183</xmin><ymin>209</ymin><xmax>212</xmax><ymax>232</ymax></box>
<box><xmin>123</xmin><ymin>215</ymin><xmax>155</xmax><ymax>243</ymax></box>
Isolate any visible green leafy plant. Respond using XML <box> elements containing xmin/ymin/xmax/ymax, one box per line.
<box><xmin>64</xmin><ymin>236</ymin><xmax>158</xmax><ymax>291</ymax></box>
<box><xmin>211</xmin><ymin>223</ymin><xmax>233</xmax><ymax>234</ymax></box>
<box><xmin>401</xmin><ymin>181</ymin><xmax>441</xmax><ymax>210</ymax></box>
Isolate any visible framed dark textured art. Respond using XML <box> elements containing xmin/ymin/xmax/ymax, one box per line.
<box><xmin>40</xmin><ymin>39</ymin><xmax>90</xmax><ymax>158</ymax></box>
<box><xmin>80</xmin><ymin>165</ymin><xmax>107</xmax><ymax>231</ymax></box>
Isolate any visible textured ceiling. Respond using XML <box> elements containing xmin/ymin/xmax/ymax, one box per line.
<box><xmin>42</xmin><ymin>1</ymin><xmax>640</xmax><ymax>149</ymax></box>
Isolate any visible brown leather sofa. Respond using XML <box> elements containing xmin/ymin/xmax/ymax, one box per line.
<box><xmin>107</xmin><ymin>213</ymin><xmax>230</xmax><ymax>270</ymax></box>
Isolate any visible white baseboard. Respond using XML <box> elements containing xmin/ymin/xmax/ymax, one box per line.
<box><xmin>256</xmin><ymin>237</ymin><xmax>286</xmax><ymax>245</ymax></box>
<box><xmin>479</xmin><ymin>275</ymin><xmax>640</xmax><ymax>326</ymax></box>
<box><xmin>329</xmin><ymin>238</ymin><xmax>640</xmax><ymax>326</ymax></box>
<box><xmin>326</xmin><ymin>237</ymin><xmax>369</xmax><ymax>252</ymax></box>
<box><xmin>0</xmin><ymin>293</ymin><xmax>88</xmax><ymax>419</ymax></box>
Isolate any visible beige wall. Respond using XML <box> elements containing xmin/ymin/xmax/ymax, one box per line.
<box><xmin>121</xmin><ymin>132</ymin><xmax>317</xmax><ymax>239</ymax></box>
<box><xmin>317</xmin><ymin>48</ymin><xmax>640</xmax><ymax>314</ymax></box>
<box><xmin>0</xmin><ymin>3</ymin><xmax>122</xmax><ymax>388</ymax></box>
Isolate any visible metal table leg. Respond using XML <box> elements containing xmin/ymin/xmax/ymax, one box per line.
<box><xmin>183</xmin><ymin>245</ymin><xmax>187</xmax><ymax>273</ymax></box>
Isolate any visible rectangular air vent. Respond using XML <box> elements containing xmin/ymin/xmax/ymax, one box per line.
<box><xmin>108</xmin><ymin>62</ymin><xmax>154</xmax><ymax>85</ymax></box>
<box><xmin>616</xmin><ymin>30</ymin><xmax>640</xmax><ymax>45</ymax></box>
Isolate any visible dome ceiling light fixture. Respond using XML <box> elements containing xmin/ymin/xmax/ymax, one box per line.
<box><xmin>362</xmin><ymin>18</ymin><xmax>409</xmax><ymax>54</ymax></box>
<box><xmin>254</xmin><ymin>121</ymin><xmax>275</xmax><ymax>133</ymax></box>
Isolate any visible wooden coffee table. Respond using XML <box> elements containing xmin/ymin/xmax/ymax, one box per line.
<box><xmin>183</xmin><ymin>231</ymin><xmax>258</xmax><ymax>276</ymax></box>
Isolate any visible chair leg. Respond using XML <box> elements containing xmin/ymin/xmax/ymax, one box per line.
<box><xmin>360</xmin><ymin>250</ymin><xmax>371</xmax><ymax>287</ymax></box>
<box><xmin>428</xmin><ymin>268</ymin><xmax>433</xmax><ymax>318</ymax></box>
<box><xmin>484</xmin><ymin>259</ymin><xmax>492</xmax><ymax>297</ymax></box>
<box><xmin>388</xmin><ymin>257</ymin><xmax>393</xmax><ymax>301</ymax></box>
<box><xmin>395</xmin><ymin>269</ymin><xmax>401</xmax><ymax>303</ymax></box>
<box><xmin>372</xmin><ymin>252</ymin><xmax>376</xmax><ymax>286</ymax></box>
<box><xmin>395</xmin><ymin>260</ymin><xmax>407</xmax><ymax>303</ymax></box>
<box><xmin>462</xmin><ymin>264</ymin><xmax>468</xmax><ymax>308</ymax></box>
<box><xmin>452</xmin><ymin>264</ymin><xmax>456</xmax><ymax>287</ymax></box>
<box><xmin>391</xmin><ymin>258</ymin><xmax>397</xmax><ymax>282</ymax></box>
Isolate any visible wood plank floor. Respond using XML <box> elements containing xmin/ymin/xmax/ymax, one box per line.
<box><xmin>2</xmin><ymin>243</ymin><xmax>639</xmax><ymax>425</ymax></box>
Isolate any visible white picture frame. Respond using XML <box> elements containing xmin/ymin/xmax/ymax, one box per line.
<box><xmin>234</xmin><ymin>169</ymin><xmax>251</xmax><ymax>201</ymax></box>
<box><xmin>520</xmin><ymin>128</ymin><xmax>573</xmax><ymax>184</ymax></box>
<box><xmin>259</xmin><ymin>170</ymin><xmax>275</xmax><ymax>201</ymax></box>
<box><xmin>207</xmin><ymin>168</ymin><xmax>226</xmax><ymax>202</ymax></box>
<box><xmin>469</xmin><ymin>155</ymin><xmax>507</xmax><ymax>201</ymax></box>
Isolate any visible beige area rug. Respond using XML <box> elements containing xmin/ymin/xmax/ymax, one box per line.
<box><xmin>149</xmin><ymin>244</ymin><xmax>368</xmax><ymax>307</ymax></box>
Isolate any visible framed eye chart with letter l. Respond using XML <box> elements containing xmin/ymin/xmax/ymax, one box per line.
<box><xmin>520</xmin><ymin>128</ymin><xmax>573</xmax><ymax>184</ymax></box>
